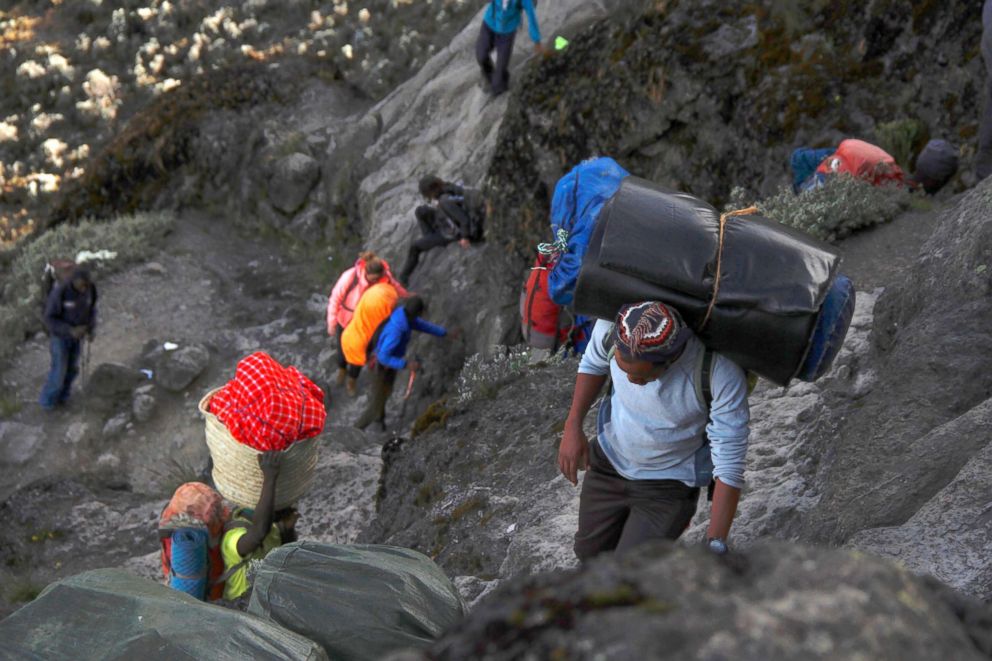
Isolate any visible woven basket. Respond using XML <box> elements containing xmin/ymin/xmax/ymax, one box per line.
<box><xmin>198</xmin><ymin>387</ymin><xmax>320</xmax><ymax>509</ymax></box>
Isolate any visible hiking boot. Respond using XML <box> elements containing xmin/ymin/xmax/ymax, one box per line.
<box><xmin>335</xmin><ymin>367</ymin><xmax>347</xmax><ymax>386</ymax></box>
<box><xmin>346</xmin><ymin>377</ymin><xmax>358</xmax><ymax>397</ymax></box>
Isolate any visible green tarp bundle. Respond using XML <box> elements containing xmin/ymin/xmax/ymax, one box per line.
<box><xmin>248</xmin><ymin>542</ymin><xmax>466</xmax><ymax>660</ymax></box>
<box><xmin>0</xmin><ymin>569</ymin><xmax>327</xmax><ymax>660</ymax></box>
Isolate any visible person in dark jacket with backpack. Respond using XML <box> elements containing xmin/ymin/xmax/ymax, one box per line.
<box><xmin>39</xmin><ymin>267</ymin><xmax>97</xmax><ymax>409</ymax></box>
<box><xmin>398</xmin><ymin>175</ymin><xmax>486</xmax><ymax>285</ymax></box>
<box><xmin>557</xmin><ymin>301</ymin><xmax>750</xmax><ymax>560</ymax></box>
<box><xmin>476</xmin><ymin>0</ymin><xmax>544</xmax><ymax>96</ymax></box>
<box><xmin>354</xmin><ymin>296</ymin><xmax>447</xmax><ymax>431</ymax></box>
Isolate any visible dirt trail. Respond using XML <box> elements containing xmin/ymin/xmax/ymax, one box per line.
<box><xmin>0</xmin><ymin>211</ymin><xmax>365</xmax><ymax>503</ymax></box>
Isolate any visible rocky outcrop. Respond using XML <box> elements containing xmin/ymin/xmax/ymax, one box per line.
<box><xmin>154</xmin><ymin>343</ymin><xmax>211</xmax><ymax>392</ymax></box>
<box><xmin>360</xmin><ymin>357</ymin><xmax>584</xmax><ymax>604</ymax></box>
<box><xmin>428</xmin><ymin>542</ymin><xmax>992</xmax><ymax>660</ymax></box>
<box><xmin>485</xmin><ymin>1</ymin><xmax>984</xmax><ymax>257</ymax></box>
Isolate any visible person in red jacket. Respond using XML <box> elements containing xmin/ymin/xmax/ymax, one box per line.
<box><xmin>327</xmin><ymin>251</ymin><xmax>408</xmax><ymax>387</ymax></box>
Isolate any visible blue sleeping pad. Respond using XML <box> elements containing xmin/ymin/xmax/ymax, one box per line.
<box><xmin>790</xmin><ymin>147</ymin><xmax>834</xmax><ymax>193</ymax></box>
<box><xmin>169</xmin><ymin>528</ymin><xmax>208</xmax><ymax>600</ymax></box>
<box><xmin>797</xmin><ymin>274</ymin><xmax>856</xmax><ymax>382</ymax></box>
<box><xmin>548</xmin><ymin>157</ymin><xmax>629</xmax><ymax>305</ymax></box>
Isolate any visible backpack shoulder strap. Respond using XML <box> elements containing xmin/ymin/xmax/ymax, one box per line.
<box><xmin>600</xmin><ymin>322</ymin><xmax>615</xmax><ymax>361</ymax></box>
<box><xmin>695</xmin><ymin>348</ymin><xmax>716</xmax><ymax>502</ymax></box>
<box><xmin>211</xmin><ymin>558</ymin><xmax>249</xmax><ymax>586</ymax></box>
<box><xmin>694</xmin><ymin>348</ymin><xmax>714</xmax><ymax>413</ymax></box>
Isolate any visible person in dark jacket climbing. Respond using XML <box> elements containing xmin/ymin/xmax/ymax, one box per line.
<box><xmin>557</xmin><ymin>302</ymin><xmax>750</xmax><ymax>560</ymax></box>
<box><xmin>39</xmin><ymin>267</ymin><xmax>97</xmax><ymax>409</ymax></box>
<box><xmin>476</xmin><ymin>0</ymin><xmax>544</xmax><ymax>96</ymax></box>
<box><xmin>220</xmin><ymin>451</ymin><xmax>299</xmax><ymax>608</ymax></box>
<box><xmin>354</xmin><ymin>296</ymin><xmax>447</xmax><ymax>431</ymax></box>
<box><xmin>398</xmin><ymin>175</ymin><xmax>486</xmax><ymax>285</ymax></box>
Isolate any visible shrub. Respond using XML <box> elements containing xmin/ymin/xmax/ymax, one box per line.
<box><xmin>729</xmin><ymin>175</ymin><xmax>917</xmax><ymax>242</ymax></box>
<box><xmin>454</xmin><ymin>346</ymin><xmax>533</xmax><ymax>405</ymax></box>
<box><xmin>873</xmin><ymin>119</ymin><xmax>929</xmax><ymax>171</ymax></box>
<box><xmin>0</xmin><ymin>210</ymin><xmax>174</xmax><ymax>365</ymax></box>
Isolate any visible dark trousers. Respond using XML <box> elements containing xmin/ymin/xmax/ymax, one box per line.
<box><xmin>476</xmin><ymin>22</ymin><xmax>516</xmax><ymax>96</ymax></box>
<box><xmin>399</xmin><ymin>211</ymin><xmax>456</xmax><ymax>285</ymax></box>
<box><xmin>574</xmin><ymin>440</ymin><xmax>700</xmax><ymax>562</ymax></box>
<box><xmin>355</xmin><ymin>364</ymin><xmax>398</xmax><ymax>430</ymax></box>
<box><xmin>39</xmin><ymin>335</ymin><xmax>81</xmax><ymax>408</ymax></box>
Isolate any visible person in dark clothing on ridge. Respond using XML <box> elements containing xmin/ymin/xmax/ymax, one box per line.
<box><xmin>398</xmin><ymin>175</ymin><xmax>486</xmax><ymax>285</ymax></box>
<box><xmin>476</xmin><ymin>0</ymin><xmax>544</xmax><ymax>96</ymax></box>
<box><xmin>39</xmin><ymin>267</ymin><xmax>97</xmax><ymax>409</ymax></box>
<box><xmin>354</xmin><ymin>296</ymin><xmax>448</xmax><ymax>431</ymax></box>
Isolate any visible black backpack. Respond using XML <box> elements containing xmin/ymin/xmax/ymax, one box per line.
<box><xmin>41</xmin><ymin>259</ymin><xmax>77</xmax><ymax>306</ymax></box>
<box><xmin>461</xmin><ymin>189</ymin><xmax>486</xmax><ymax>242</ymax></box>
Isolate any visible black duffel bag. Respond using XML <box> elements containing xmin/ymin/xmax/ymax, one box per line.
<box><xmin>574</xmin><ymin>177</ymin><xmax>844</xmax><ymax>386</ymax></box>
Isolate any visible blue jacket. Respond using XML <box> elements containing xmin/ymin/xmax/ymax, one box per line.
<box><xmin>483</xmin><ymin>0</ymin><xmax>541</xmax><ymax>43</ymax></box>
<box><xmin>373</xmin><ymin>308</ymin><xmax>446</xmax><ymax>370</ymax></box>
<box><xmin>44</xmin><ymin>281</ymin><xmax>98</xmax><ymax>339</ymax></box>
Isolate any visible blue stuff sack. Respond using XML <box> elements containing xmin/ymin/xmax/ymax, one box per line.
<box><xmin>797</xmin><ymin>274</ymin><xmax>856</xmax><ymax>382</ymax></box>
<box><xmin>547</xmin><ymin>157</ymin><xmax>629</xmax><ymax>305</ymax></box>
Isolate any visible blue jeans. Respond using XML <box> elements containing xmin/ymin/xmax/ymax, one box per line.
<box><xmin>39</xmin><ymin>336</ymin><xmax>81</xmax><ymax>408</ymax></box>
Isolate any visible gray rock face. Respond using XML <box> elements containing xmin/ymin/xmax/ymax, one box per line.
<box><xmin>0</xmin><ymin>422</ymin><xmax>44</xmax><ymax>466</ymax></box>
<box><xmin>154</xmin><ymin>344</ymin><xmax>210</xmax><ymax>393</ymax></box>
<box><xmin>269</xmin><ymin>153</ymin><xmax>320</xmax><ymax>215</ymax></box>
<box><xmin>131</xmin><ymin>385</ymin><xmax>157</xmax><ymax>424</ymax></box>
<box><xmin>361</xmin><ymin>357</ymin><xmax>583</xmax><ymax>586</ymax></box>
<box><xmin>847</xmin><ymin>423</ymin><xmax>992</xmax><ymax>600</ymax></box>
<box><xmin>800</xmin><ymin>181</ymin><xmax>992</xmax><ymax>553</ymax></box>
<box><xmin>287</xmin><ymin>205</ymin><xmax>327</xmax><ymax>244</ymax></box>
<box><xmin>86</xmin><ymin>363</ymin><xmax>145</xmax><ymax>401</ymax></box>
<box><xmin>430</xmin><ymin>542</ymin><xmax>992</xmax><ymax>660</ymax></box>
<box><xmin>101</xmin><ymin>413</ymin><xmax>130</xmax><ymax>439</ymax></box>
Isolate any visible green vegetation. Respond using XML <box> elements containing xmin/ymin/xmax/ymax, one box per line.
<box><xmin>50</xmin><ymin>60</ymin><xmax>291</xmax><ymax>224</ymax></box>
<box><xmin>729</xmin><ymin>175</ymin><xmax>918</xmax><ymax>241</ymax></box>
<box><xmin>149</xmin><ymin>453</ymin><xmax>206</xmax><ymax>497</ymax></box>
<box><xmin>7</xmin><ymin>582</ymin><xmax>43</xmax><ymax>604</ymax></box>
<box><xmin>27</xmin><ymin>530</ymin><xmax>63</xmax><ymax>544</ymax></box>
<box><xmin>414</xmin><ymin>481</ymin><xmax>443</xmax><ymax>507</ymax></box>
<box><xmin>0</xmin><ymin>211</ymin><xmax>174</xmax><ymax>365</ymax></box>
<box><xmin>412</xmin><ymin>400</ymin><xmax>451</xmax><ymax>438</ymax></box>
<box><xmin>874</xmin><ymin>119</ymin><xmax>929</xmax><ymax>171</ymax></box>
<box><xmin>455</xmin><ymin>347</ymin><xmax>532</xmax><ymax>405</ymax></box>
<box><xmin>0</xmin><ymin>388</ymin><xmax>22</xmax><ymax>418</ymax></box>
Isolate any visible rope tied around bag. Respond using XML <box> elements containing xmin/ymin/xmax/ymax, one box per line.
<box><xmin>697</xmin><ymin>206</ymin><xmax>759</xmax><ymax>332</ymax></box>
<box><xmin>536</xmin><ymin>228</ymin><xmax>569</xmax><ymax>260</ymax></box>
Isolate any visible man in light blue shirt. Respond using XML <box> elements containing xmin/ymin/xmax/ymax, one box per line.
<box><xmin>475</xmin><ymin>0</ymin><xmax>544</xmax><ymax>96</ymax></box>
<box><xmin>557</xmin><ymin>301</ymin><xmax>750</xmax><ymax>559</ymax></box>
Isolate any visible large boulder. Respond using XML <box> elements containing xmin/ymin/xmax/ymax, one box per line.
<box><xmin>0</xmin><ymin>422</ymin><xmax>44</xmax><ymax>466</ymax></box>
<box><xmin>154</xmin><ymin>344</ymin><xmax>210</xmax><ymax>393</ymax></box>
<box><xmin>429</xmin><ymin>542</ymin><xmax>992</xmax><ymax>660</ymax></box>
<box><xmin>268</xmin><ymin>152</ymin><xmax>320</xmax><ymax>215</ymax></box>
<box><xmin>86</xmin><ymin>363</ymin><xmax>145</xmax><ymax>400</ymax></box>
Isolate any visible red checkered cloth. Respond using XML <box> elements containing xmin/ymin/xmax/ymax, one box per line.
<box><xmin>209</xmin><ymin>352</ymin><xmax>326</xmax><ymax>451</ymax></box>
